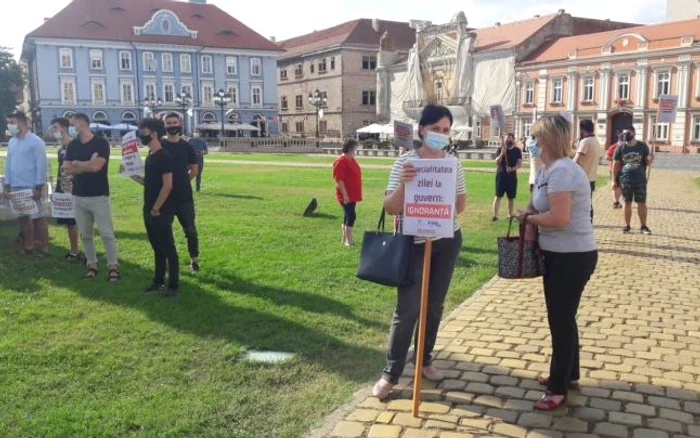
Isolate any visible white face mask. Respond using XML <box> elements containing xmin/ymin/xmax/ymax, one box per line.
<box><xmin>7</xmin><ymin>124</ymin><xmax>19</xmax><ymax>136</ymax></box>
<box><xmin>53</xmin><ymin>131</ymin><xmax>63</xmax><ymax>141</ymax></box>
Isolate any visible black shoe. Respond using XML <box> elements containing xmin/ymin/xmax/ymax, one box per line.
<box><xmin>641</xmin><ymin>226</ymin><xmax>652</xmax><ymax>235</ymax></box>
<box><xmin>144</xmin><ymin>283</ymin><xmax>165</xmax><ymax>293</ymax></box>
<box><xmin>491</xmin><ymin>216</ymin><xmax>498</xmax><ymax>222</ymax></box>
<box><xmin>613</xmin><ymin>202</ymin><xmax>622</xmax><ymax>209</ymax></box>
<box><xmin>622</xmin><ymin>225</ymin><xmax>631</xmax><ymax>234</ymax></box>
<box><xmin>65</xmin><ymin>252</ymin><xmax>80</xmax><ymax>261</ymax></box>
<box><xmin>190</xmin><ymin>261</ymin><xmax>200</xmax><ymax>273</ymax></box>
<box><xmin>163</xmin><ymin>288</ymin><xmax>179</xmax><ymax>297</ymax></box>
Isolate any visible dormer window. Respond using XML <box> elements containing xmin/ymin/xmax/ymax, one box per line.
<box><xmin>161</xmin><ymin>18</ymin><xmax>170</xmax><ymax>33</ymax></box>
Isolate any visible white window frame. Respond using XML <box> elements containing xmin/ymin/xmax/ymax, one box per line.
<box><xmin>330</xmin><ymin>56</ymin><xmax>336</xmax><ymax>70</ymax></box>
<box><xmin>201</xmin><ymin>82</ymin><xmax>214</xmax><ymax>107</ymax></box>
<box><xmin>91</xmin><ymin>78</ymin><xmax>106</xmax><ymax>105</ymax></box>
<box><xmin>250</xmin><ymin>58</ymin><xmax>261</xmax><ymax>76</ymax></box>
<box><xmin>582</xmin><ymin>76</ymin><xmax>594</xmax><ymax>103</ymax></box>
<box><xmin>90</xmin><ymin>49</ymin><xmax>103</xmax><ymax>70</ymax></box>
<box><xmin>60</xmin><ymin>48</ymin><xmax>73</xmax><ymax>69</ymax></box>
<box><xmin>143</xmin><ymin>52</ymin><xmax>156</xmax><ymax>72</ymax></box>
<box><xmin>120</xmin><ymin>80</ymin><xmax>135</xmax><ymax>105</ymax></box>
<box><xmin>524</xmin><ymin>82</ymin><xmax>534</xmax><ymax>105</ymax></box>
<box><xmin>654</xmin><ymin>70</ymin><xmax>671</xmax><ymax>98</ymax></box>
<box><xmin>362</xmin><ymin>56</ymin><xmax>377</xmax><ymax>70</ymax></box>
<box><xmin>693</xmin><ymin>115</ymin><xmax>700</xmax><ymax>141</ymax></box>
<box><xmin>162</xmin><ymin>53</ymin><xmax>174</xmax><ymax>73</ymax></box>
<box><xmin>295</xmin><ymin>63</ymin><xmax>303</xmax><ymax>78</ymax></box>
<box><xmin>201</xmin><ymin>55</ymin><xmax>213</xmax><ymax>74</ymax></box>
<box><xmin>119</xmin><ymin>51</ymin><xmax>132</xmax><ymax>71</ymax></box>
<box><xmin>180</xmin><ymin>54</ymin><xmax>192</xmax><ymax>74</ymax></box>
<box><xmin>144</xmin><ymin>81</ymin><xmax>156</xmax><ymax>100</ymax></box>
<box><xmin>649</xmin><ymin>116</ymin><xmax>670</xmax><ymax>142</ymax></box>
<box><xmin>295</xmin><ymin>95</ymin><xmax>304</xmax><ymax>110</ymax></box>
<box><xmin>280</xmin><ymin>69</ymin><xmax>288</xmax><ymax>81</ymax></box>
<box><xmin>295</xmin><ymin>121</ymin><xmax>304</xmax><ymax>133</ymax></box>
<box><xmin>251</xmin><ymin>85</ymin><xmax>262</xmax><ymax>108</ymax></box>
<box><xmin>163</xmin><ymin>82</ymin><xmax>175</xmax><ymax>103</ymax></box>
<box><xmin>522</xmin><ymin>119</ymin><xmax>532</xmax><ymax>138</ymax></box>
<box><xmin>551</xmin><ymin>78</ymin><xmax>563</xmax><ymax>104</ymax></box>
<box><xmin>226</xmin><ymin>83</ymin><xmax>239</xmax><ymax>107</ymax></box>
<box><xmin>617</xmin><ymin>74</ymin><xmax>630</xmax><ymax>101</ymax></box>
<box><xmin>60</xmin><ymin>77</ymin><xmax>76</xmax><ymax>104</ymax></box>
<box><xmin>280</xmin><ymin>96</ymin><xmax>288</xmax><ymax>110</ymax></box>
<box><xmin>361</xmin><ymin>90</ymin><xmax>376</xmax><ymax>106</ymax></box>
<box><xmin>226</xmin><ymin>56</ymin><xmax>238</xmax><ymax>75</ymax></box>
<box><xmin>180</xmin><ymin>83</ymin><xmax>193</xmax><ymax>100</ymax></box>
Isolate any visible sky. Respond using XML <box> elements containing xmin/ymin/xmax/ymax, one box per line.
<box><xmin>2</xmin><ymin>0</ymin><xmax>666</xmax><ymax>59</ymax></box>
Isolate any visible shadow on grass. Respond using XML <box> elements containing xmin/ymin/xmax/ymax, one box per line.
<box><xmin>304</xmin><ymin>212</ymin><xmax>339</xmax><ymax>220</ymax></box>
<box><xmin>206</xmin><ymin>193</ymin><xmax>265</xmax><ymax>201</ymax></box>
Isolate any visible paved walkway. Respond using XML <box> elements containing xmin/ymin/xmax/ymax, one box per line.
<box><xmin>316</xmin><ymin>169</ymin><xmax>700</xmax><ymax>438</ymax></box>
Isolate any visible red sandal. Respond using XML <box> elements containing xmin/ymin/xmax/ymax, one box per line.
<box><xmin>535</xmin><ymin>391</ymin><xmax>567</xmax><ymax>411</ymax></box>
<box><xmin>538</xmin><ymin>376</ymin><xmax>580</xmax><ymax>391</ymax></box>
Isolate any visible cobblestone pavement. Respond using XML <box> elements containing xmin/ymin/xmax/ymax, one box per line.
<box><xmin>316</xmin><ymin>169</ymin><xmax>700</xmax><ymax>438</ymax></box>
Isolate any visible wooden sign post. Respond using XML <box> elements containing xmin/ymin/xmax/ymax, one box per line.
<box><xmin>403</xmin><ymin>158</ymin><xmax>457</xmax><ymax>417</ymax></box>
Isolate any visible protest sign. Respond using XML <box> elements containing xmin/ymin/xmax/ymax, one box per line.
<box><xmin>51</xmin><ymin>193</ymin><xmax>74</xmax><ymax>219</ymax></box>
<box><xmin>393</xmin><ymin>121</ymin><xmax>414</xmax><ymax>150</ymax></box>
<box><xmin>656</xmin><ymin>95</ymin><xmax>678</xmax><ymax>124</ymax></box>
<box><xmin>490</xmin><ymin>105</ymin><xmax>506</xmax><ymax>128</ymax></box>
<box><xmin>120</xmin><ymin>131</ymin><xmax>144</xmax><ymax>177</ymax></box>
<box><xmin>8</xmin><ymin>189</ymin><xmax>38</xmax><ymax>217</ymax></box>
<box><xmin>403</xmin><ymin>158</ymin><xmax>457</xmax><ymax>239</ymax></box>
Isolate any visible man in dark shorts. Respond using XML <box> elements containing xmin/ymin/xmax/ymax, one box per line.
<box><xmin>162</xmin><ymin>113</ymin><xmax>201</xmax><ymax>272</ymax></box>
<box><xmin>50</xmin><ymin>117</ymin><xmax>81</xmax><ymax>260</ymax></box>
<box><xmin>613</xmin><ymin>126</ymin><xmax>652</xmax><ymax>235</ymax></box>
<box><xmin>492</xmin><ymin>133</ymin><xmax>523</xmax><ymax>221</ymax></box>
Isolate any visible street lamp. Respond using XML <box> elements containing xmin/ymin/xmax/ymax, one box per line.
<box><xmin>307</xmin><ymin>88</ymin><xmax>327</xmax><ymax>138</ymax></box>
<box><xmin>175</xmin><ymin>91</ymin><xmax>192</xmax><ymax>134</ymax></box>
<box><xmin>213</xmin><ymin>88</ymin><xmax>232</xmax><ymax>139</ymax></box>
<box><xmin>144</xmin><ymin>94</ymin><xmax>163</xmax><ymax>118</ymax></box>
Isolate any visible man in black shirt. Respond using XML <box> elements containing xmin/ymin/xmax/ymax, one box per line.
<box><xmin>63</xmin><ymin>113</ymin><xmax>120</xmax><ymax>282</ymax></box>
<box><xmin>162</xmin><ymin>113</ymin><xmax>201</xmax><ymax>272</ymax></box>
<box><xmin>50</xmin><ymin>117</ymin><xmax>80</xmax><ymax>260</ymax></box>
<box><xmin>492</xmin><ymin>132</ymin><xmax>523</xmax><ymax>221</ymax></box>
<box><xmin>131</xmin><ymin>118</ymin><xmax>179</xmax><ymax>297</ymax></box>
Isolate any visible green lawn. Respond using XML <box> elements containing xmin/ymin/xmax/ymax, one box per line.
<box><xmin>0</xmin><ymin>158</ymin><xmax>523</xmax><ymax>437</ymax></box>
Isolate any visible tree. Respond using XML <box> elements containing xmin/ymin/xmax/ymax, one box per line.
<box><xmin>0</xmin><ymin>47</ymin><xmax>25</xmax><ymax>136</ymax></box>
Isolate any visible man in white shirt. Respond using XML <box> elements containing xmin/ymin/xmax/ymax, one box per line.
<box><xmin>574</xmin><ymin>119</ymin><xmax>601</xmax><ymax>222</ymax></box>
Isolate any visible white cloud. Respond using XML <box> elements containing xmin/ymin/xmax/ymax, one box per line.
<box><xmin>2</xmin><ymin>0</ymin><xmax>666</xmax><ymax>59</ymax></box>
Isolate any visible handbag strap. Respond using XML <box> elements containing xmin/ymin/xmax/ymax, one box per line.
<box><xmin>506</xmin><ymin>216</ymin><xmax>517</xmax><ymax>238</ymax></box>
<box><xmin>377</xmin><ymin>209</ymin><xmax>386</xmax><ymax>232</ymax></box>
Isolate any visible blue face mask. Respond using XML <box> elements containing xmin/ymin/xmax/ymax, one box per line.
<box><xmin>424</xmin><ymin>131</ymin><xmax>450</xmax><ymax>151</ymax></box>
<box><xmin>68</xmin><ymin>127</ymin><xmax>78</xmax><ymax>137</ymax></box>
<box><xmin>527</xmin><ymin>139</ymin><xmax>541</xmax><ymax>158</ymax></box>
<box><xmin>7</xmin><ymin>124</ymin><xmax>19</xmax><ymax>136</ymax></box>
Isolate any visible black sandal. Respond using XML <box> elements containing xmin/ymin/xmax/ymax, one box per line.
<box><xmin>108</xmin><ymin>269</ymin><xmax>121</xmax><ymax>283</ymax></box>
<box><xmin>85</xmin><ymin>267</ymin><xmax>98</xmax><ymax>279</ymax></box>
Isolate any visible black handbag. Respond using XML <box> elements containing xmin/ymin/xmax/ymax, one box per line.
<box><xmin>356</xmin><ymin>209</ymin><xmax>415</xmax><ymax>287</ymax></box>
<box><xmin>497</xmin><ymin>217</ymin><xmax>545</xmax><ymax>279</ymax></box>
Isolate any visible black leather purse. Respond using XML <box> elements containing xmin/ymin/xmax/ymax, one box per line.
<box><xmin>356</xmin><ymin>209</ymin><xmax>415</xmax><ymax>287</ymax></box>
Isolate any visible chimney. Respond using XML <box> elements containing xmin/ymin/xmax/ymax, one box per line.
<box><xmin>495</xmin><ymin>22</ymin><xmax>501</xmax><ymax>26</ymax></box>
<box><xmin>372</xmin><ymin>18</ymin><xmax>380</xmax><ymax>33</ymax></box>
<box><xmin>270</xmin><ymin>36</ymin><xmax>276</xmax><ymax>42</ymax></box>
<box><xmin>557</xmin><ymin>9</ymin><xmax>565</xmax><ymax>14</ymax></box>
<box><xmin>533</xmin><ymin>15</ymin><xmax>540</xmax><ymax>18</ymax></box>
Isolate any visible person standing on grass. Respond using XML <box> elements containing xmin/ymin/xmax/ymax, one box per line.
<box><xmin>613</xmin><ymin>126</ymin><xmax>652</xmax><ymax>235</ymax></box>
<box><xmin>372</xmin><ymin>104</ymin><xmax>466</xmax><ymax>400</ymax></box>
<box><xmin>187</xmin><ymin>129</ymin><xmax>208</xmax><ymax>192</ymax></box>
<box><xmin>162</xmin><ymin>113</ymin><xmax>201</xmax><ymax>272</ymax></box>
<box><xmin>574</xmin><ymin>120</ymin><xmax>601</xmax><ymax>222</ymax></box>
<box><xmin>517</xmin><ymin>115</ymin><xmax>597</xmax><ymax>411</ymax></box>
<box><xmin>606</xmin><ymin>139</ymin><xmax>622</xmax><ymax>209</ymax></box>
<box><xmin>2</xmin><ymin>110</ymin><xmax>49</xmax><ymax>258</ymax></box>
<box><xmin>50</xmin><ymin>117</ymin><xmax>81</xmax><ymax>260</ymax></box>
<box><xmin>129</xmin><ymin>118</ymin><xmax>179</xmax><ymax>297</ymax></box>
<box><xmin>332</xmin><ymin>138</ymin><xmax>363</xmax><ymax>246</ymax></box>
<box><xmin>492</xmin><ymin>133</ymin><xmax>522</xmax><ymax>221</ymax></box>
<box><xmin>63</xmin><ymin>113</ymin><xmax>120</xmax><ymax>282</ymax></box>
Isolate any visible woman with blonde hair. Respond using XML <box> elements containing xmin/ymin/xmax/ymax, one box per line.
<box><xmin>517</xmin><ymin>115</ymin><xmax>598</xmax><ymax>410</ymax></box>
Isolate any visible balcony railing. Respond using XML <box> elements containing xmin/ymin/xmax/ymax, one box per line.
<box><xmin>403</xmin><ymin>96</ymin><xmax>471</xmax><ymax>110</ymax></box>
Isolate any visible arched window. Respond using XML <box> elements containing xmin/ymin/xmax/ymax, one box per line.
<box><xmin>93</xmin><ymin>111</ymin><xmax>109</xmax><ymax>123</ymax></box>
<box><xmin>161</xmin><ymin>18</ymin><xmax>171</xmax><ymax>33</ymax></box>
<box><xmin>227</xmin><ymin>112</ymin><xmax>239</xmax><ymax>123</ymax></box>
<box><xmin>121</xmin><ymin>111</ymin><xmax>137</xmax><ymax>122</ymax></box>
<box><xmin>201</xmin><ymin>112</ymin><xmax>216</xmax><ymax>122</ymax></box>
<box><xmin>62</xmin><ymin>110</ymin><xmax>75</xmax><ymax>119</ymax></box>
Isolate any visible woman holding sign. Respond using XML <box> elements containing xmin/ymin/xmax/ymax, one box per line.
<box><xmin>517</xmin><ymin>115</ymin><xmax>597</xmax><ymax>410</ymax></box>
<box><xmin>372</xmin><ymin>105</ymin><xmax>466</xmax><ymax>399</ymax></box>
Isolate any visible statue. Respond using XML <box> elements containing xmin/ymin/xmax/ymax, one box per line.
<box><xmin>379</xmin><ymin>30</ymin><xmax>396</xmax><ymax>52</ymax></box>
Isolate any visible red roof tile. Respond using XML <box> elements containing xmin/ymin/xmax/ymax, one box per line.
<box><xmin>523</xmin><ymin>17</ymin><xmax>700</xmax><ymax>64</ymax></box>
<box><xmin>279</xmin><ymin>19</ymin><xmax>415</xmax><ymax>59</ymax></box>
<box><xmin>26</xmin><ymin>0</ymin><xmax>281</xmax><ymax>51</ymax></box>
<box><xmin>472</xmin><ymin>14</ymin><xmax>559</xmax><ymax>51</ymax></box>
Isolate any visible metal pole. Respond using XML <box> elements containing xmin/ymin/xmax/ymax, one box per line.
<box><xmin>316</xmin><ymin>105</ymin><xmax>320</xmax><ymax>138</ymax></box>
<box><xmin>220</xmin><ymin>103</ymin><xmax>225</xmax><ymax>140</ymax></box>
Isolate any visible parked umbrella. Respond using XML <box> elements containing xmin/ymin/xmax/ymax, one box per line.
<box><xmin>89</xmin><ymin>123</ymin><xmax>112</xmax><ymax>130</ymax></box>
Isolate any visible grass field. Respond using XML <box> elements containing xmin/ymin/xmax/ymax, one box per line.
<box><xmin>0</xmin><ymin>156</ymin><xmax>581</xmax><ymax>437</ymax></box>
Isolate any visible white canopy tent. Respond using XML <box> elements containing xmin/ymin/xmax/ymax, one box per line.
<box><xmin>111</xmin><ymin>123</ymin><xmax>138</xmax><ymax>131</ymax></box>
<box><xmin>89</xmin><ymin>123</ymin><xmax>111</xmax><ymax>130</ymax></box>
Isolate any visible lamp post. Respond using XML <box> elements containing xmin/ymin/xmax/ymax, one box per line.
<box><xmin>213</xmin><ymin>88</ymin><xmax>232</xmax><ymax>139</ymax></box>
<box><xmin>144</xmin><ymin>94</ymin><xmax>163</xmax><ymax>118</ymax></box>
<box><xmin>175</xmin><ymin>91</ymin><xmax>192</xmax><ymax>134</ymax></box>
<box><xmin>307</xmin><ymin>88</ymin><xmax>327</xmax><ymax>138</ymax></box>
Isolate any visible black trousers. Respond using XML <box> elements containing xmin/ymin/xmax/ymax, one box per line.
<box><xmin>341</xmin><ymin>202</ymin><xmax>357</xmax><ymax>227</ymax></box>
<box><xmin>175</xmin><ymin>201</ymin><xmax>199</xmax><ymax>258</ymax></box>
<box><xmin>144</xmin><ymin>213</ymin><xmax>179</xmax><ymax>289</ymax></box>
<box><xmin>196</xmin><ymin>157</ymin><xmax>204</xmax><ymax>192</ymax></box>
<box><xmin>541</xmin><ymin>249</ymin><xmax>598</xmax><ymax>395</ymax></box>
<box><xmin>382</xmin><ymin>230</ymin><xmax>463</xmax><ymax>384</ymax></box>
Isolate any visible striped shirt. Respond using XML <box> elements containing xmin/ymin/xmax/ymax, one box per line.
<box><xmin>386</xmin><ymin>150</ymin><xmax>466</xmax><ymax>243</ymax></box>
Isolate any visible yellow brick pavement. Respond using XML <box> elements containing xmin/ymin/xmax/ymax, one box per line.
<box><xmin>315</xmin><ymin>169</ymin><xmax>700</xmax><ymax>438</ymax></box>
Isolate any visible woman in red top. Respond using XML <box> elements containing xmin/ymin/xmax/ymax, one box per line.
<box><xmin>333</xmin><ymin>138</ymin><xmax>363</xmax><ymax>246</ymax></box>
